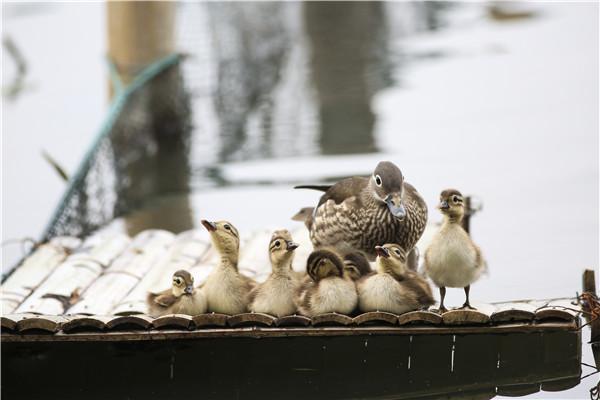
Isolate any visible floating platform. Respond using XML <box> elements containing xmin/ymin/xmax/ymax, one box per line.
<box><xmin>0</xmin><ymin>227</ymin><xmax>584</xmax><ymax>399</ymax></box>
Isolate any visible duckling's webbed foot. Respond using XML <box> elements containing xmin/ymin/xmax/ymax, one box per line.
<box><xmin>437</xmin><ymin>286</ymin><xmax>447</xmax><ymax>313</ymax></box>
<box><xmin>461</xmin><ymin>285</ymin><xmax>475</xmax><ymax>310</ymax></box>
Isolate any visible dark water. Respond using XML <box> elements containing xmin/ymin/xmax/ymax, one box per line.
<box><xmin>3</xmin><ymin>2</ymin><xmax>598</xmax><ymax>398</ymax></box>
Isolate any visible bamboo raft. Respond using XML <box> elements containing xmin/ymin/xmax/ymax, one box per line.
<box><xmin>1</xmin><ymin>227</ymin><xmax>585</xmax><ymax>399</ymax></box>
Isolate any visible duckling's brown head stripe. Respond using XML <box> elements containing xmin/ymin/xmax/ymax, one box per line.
<box><xmin>269</xmin><ymin>237</ymin><xmax>285</xmax><ymax>251</ymax></box>
<box><xmin>220</xmin><ymin>221</ymin><xmax>239</xmax><ymax>239</ymax></box>
<box><xmin>307</xmin><ymin>249</ymin><xmax>344</xmax><ymax>280</ymax></box>
<box><xmin>441</xmin><ymin>189</ymin><xmax>463</xmax><ymax>200</ymax></box>
<box><xmin>173</xmin><ymin>270</ymin><xmax>193</xmax><ymax>285</ymax></box>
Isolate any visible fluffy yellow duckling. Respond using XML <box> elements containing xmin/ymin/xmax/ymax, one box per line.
<box><xmin>424</xmin><ymin>189</ymin><xmax>486</xmax><ymax>312</ymax></box>
<box><xmin>201</xmin><ymin>220</ymin><xmax>256</xmax><ymax>315</ymax></box>
<box><xmin>247</xmin><ymin>230</ymin><xmax>300</xmax><ymax>317</ymax></box>
<box><xmin>146</xmin><ymin>270</ymin><xmax>207</xmax><ymax>317</ymax></box>
<box><xmin>295</xmin><ymin>249</ymin><xmax>358</xmax><ymax>317</ymax></box>
<box><xmin>357</xmin><ymin>244</ymin><xmax>434</xmax><ymax>314</ymax></box>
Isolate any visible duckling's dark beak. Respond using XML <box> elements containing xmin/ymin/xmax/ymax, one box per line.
<box><xmin>385</xmin><ymin>193</ymin><xmax>406</xmax><ymax>219</ymax></box>
<box><xmin>439</xmin><ymin>200</ymin><xmax>450</xmax><ymax>210</ymax></box>
<box><xmin>185</xmin><ymin>285</ymin><xmax>194</xmax><ymax>294</ymax></box>
<box><xmin>286</xmin><ymin>241</ymin><xmax>299</xmax><ymax>251</ymax></box>
<box><xmin>375</xmin><ymin>245</ymin><xmax>390</xmax><ymax>258</ymax></box>
<box><xmin>201</xmin><ymin>220</ymin><xmax>217</xmax><ymax>232</ymax></box>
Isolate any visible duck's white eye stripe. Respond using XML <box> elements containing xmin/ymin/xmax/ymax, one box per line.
<box><xmin>375</xmin><ymin>175</ymin><xmax>382</xmax><ymax>186</ymax></box>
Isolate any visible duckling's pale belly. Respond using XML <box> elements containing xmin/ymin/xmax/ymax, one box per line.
<box><xmin>311</xmin><ymin>277</ymin><xmax>357</xmax><ymax>316</ymax></box>
<box><xmin>249</xmin><ymin>275</ymin><xmax>298</xmax><ymax>317</ymax></box>
<box><xmin>426</xmin><ymin>230</ymin><xmax>481</xmax><ymax>288</ymax></box>
<box><xmin>171</xmin><ymin>292</ymin><xmax>207</xmax><ymax>315</ymax></box>
<box><xmin>358</xmin><ymin>274</ymin><xmax>417</xmax><ymax>314</ymax></box>
<box><xmin>204</xmin><ymin>268</ymin><xmax>250</xmax><ymax>315</ymax></box>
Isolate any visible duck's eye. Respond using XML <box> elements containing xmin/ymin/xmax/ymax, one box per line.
<box><xmin>375</xmin><ymin>175</ymin><xmax>382</xmax><ymax>186</ymax></box>
<box><xmin>174</xmin><ymin>278</ymin><xmax>181</xmax><ymax>285</ymax></box>
<box><xmin>274</xmin><ymin>240</ymin><xmax>281</xmax><ymax>248</ymax></box>
<box><xmin>452</xmin><ymin>196</ymin><xmax>460</xmax><ymax>203</ymax></box>
<box><xmin>394</xmin><ymin>249</ymin><xmax>401</xmax><ymax>256</ymax></box>
<box><xmin>224</xmin><ymin>224</ymin><xmax>231</xmax><ymax>230</ymax></box>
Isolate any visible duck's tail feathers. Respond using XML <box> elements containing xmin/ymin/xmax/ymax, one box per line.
<box><xmin>294</xmin><ymin>184</ymin><xmax>332</xmax><ymax>192</ymax></box>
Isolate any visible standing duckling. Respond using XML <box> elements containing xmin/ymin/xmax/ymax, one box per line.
<box><xmin>424</xmin><ymin>189</ymin><xmax>486</xmax><ymax>312</ymax></box>
<box><xmin>295</xmin><ymin>249</ymin><xmax>358</xmax><ymax>317</ymax></box>
<box><xmin>146</xmin><ymin>270</ymin><xmax>207</xmax><ymax>317</ymax></box>
<box><xmin>247</xmin><ymin>230</ymin><xmax>300</xmax><ymax>317</ymax></box>
<box><xmin>357</xmin><ymin>244</ymin><xmax>434</xmax><ymax>314</ymax></box>
<box><xmin>201</xmin><ymin>220</ymin><xmax>256</xmax><ymax>315</ymax></box>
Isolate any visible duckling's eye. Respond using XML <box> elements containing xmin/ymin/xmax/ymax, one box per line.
<box><xmin>452</xmin><ymin>196</ymin><xmax>461</xmax><ymax>203</ymax></box>
<box><xmin>174</xmin><ymin>278</ymin><xmax>182</xmax><ymax>285</ymax></box>
<box><xmin>375</xmin><ymin>175</ymin><xmax>382</xmax><ymax>186</ymax></box>
<box><xmin>224</xmin><ymin>224</ymin><xmax>231</xmax><ymax>230</ymax></box>
<box><xmin>394</xmin><ymin>249</ymin><xmax>401</xmax><ymax>256</ymax></box>
<box><xmin>274</xmin><ymin>240</ymin><xmax>281</xmax><ymax>248</ymax></box>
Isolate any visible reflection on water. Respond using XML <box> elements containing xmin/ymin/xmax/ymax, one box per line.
<box><xmin>305</xmin><ymin>2</ymin><xmax>387</xmax><ymax>154</ymax></box>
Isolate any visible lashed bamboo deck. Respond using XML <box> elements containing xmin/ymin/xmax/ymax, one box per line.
<box><xmin>1</xmin><ymin>227</ymin><xmax>584</xmax><ymax>399</ymax></box>
<box><xmin>0</xmin><ymin>227</ymin><xmax>581</xmax><ymax>341</ymax></box>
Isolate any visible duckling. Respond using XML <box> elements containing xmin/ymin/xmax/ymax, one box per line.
<box><xmin>423</xmin><ymin>189</ymin><xmax>486</xmax><ymax>312</ymax></box>
<box><xmin>295</xmin><ymin>249</ymin><xmax>358</xmax><ymax>317</ymax></box>
<box><xmin>201</xmin><ymin>219</ymin><xmax>256</xmax><ymax>315</ymax></box>
<box><xmin>357</xmin><ymin>244</ymin><xmax>434</xmax><ymax>314</ymax></box>
<box><xmin>343</xmin><ymin>250</ymin><xmax>372</xmax><ymax>281</ymax></box>
<box><xmin>294</xmin><ymin>161</ymin><xmax>427</xmax><ymax>260</ymax></box>
<box><xmin>146</xmin><ymin>270</ymin><xmax>207</xmax><ymax>317</ymax></box>
<box><xmin>247</xmin><ymin>230</ymin><xmax>301</xmax><ymax>317</ymax></box>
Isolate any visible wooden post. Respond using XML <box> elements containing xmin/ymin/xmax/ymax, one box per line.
<box><xmin>107</xmin><ymin>1</ymin><xmax>175</xmax><ymax>90</ymax></box>
<box><xmin>582</xmin><ymin>269</ymin><xmax>600</xmax><ymax>343</ymax></box>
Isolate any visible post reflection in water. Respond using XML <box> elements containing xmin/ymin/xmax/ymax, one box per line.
<box><xmin>304</xmin><ymin>1</ymin><xmax>389</xmax><ymax>155</ymax></box>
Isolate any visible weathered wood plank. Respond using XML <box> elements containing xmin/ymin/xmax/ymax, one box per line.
<box><xmin>491</xmin><ymin>302</ymin><xmax>536</xmax><ymax>323</ymax></box>
<box><xmin>541</xmin><ymin>376</ymin><xmax>580</xmax><ymax>392</ymax></box>
<box><xmin>535</xmin><ymin>299</ymin><xmax>579</xmax><ymax>322</ymax></box>
<box><xmin>106</xmin><ymin>315</ymin><xmax>154</xmax><ymax>330</ymax></box>
<box><xmin>67</xmin><ymin>230</ymin><xmax>174</xmax><ymax>315</ymax></box>
<box><xmin>1</xmin><ymin>237</ymin><xmax>81</xmax><ymax>313</ymax></box>
<box><xmin>62</xmin><ymin>316</ymin><xmax>114</xmax><ymax>332</ymax></box>
<box><xmin>17</xmin><ymin>315</ymin><xmax>67</xmax><ymax>333</ymax></box>
<box><xmin>442</xmin><ymin>304</ymin><xmax>494</xmax><ymax>325</ymax></box>
<box><xmin>496</xmin><ymin>383</ymin><xmax>540</xmax><ymax>396</ymax></box>
<box><xmin>193</xmin><ymin>313</ymin><xmax>229</xmax><ymax>328</ymax></box>
<box><xmin>228</xmin><ymin>313</ymin><xmax>276</xmax><ymax>327</ymax></box>
<box><xmin>112</xmin><ymin>230</ymin><xmax>209</xmax><ymax>315</ymax></box>
<box><xmin>153</xmin><ymin>314</ymin><xmax>193</xmax><ymax>329</ymax></box>
<box><xmin>274</xmin><ymin>314</ymin><xmax>311</xmax><ymax>327</ymax></box>
<box><xmin>0</xmin><ymin>321</ymin><xmax>579</xmax><ymax>342</ymax></box>
<box><xmin>1</xmin><ymin>314</ymin><xmax>20</xmax><ymax>331</ymax></box>
<box><xmin>398</xmin><ymin>310</ymin><xmax>442</xmax><ymax>325</ymax></box>
<box><xmin>312</xmin><ymin>313</ymin><xmax>354</xmax><ymax>326</ymax></box>
<box><xmin>353</xmin><ymin>311</ymin><xmax>398</xmax><ymax>326</ymax></box>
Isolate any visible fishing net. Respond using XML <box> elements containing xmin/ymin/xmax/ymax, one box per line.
<box><xmin>41</xmin><ymin>56</ymin><xmax>192</xmax><ymax>241</ymax></box>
